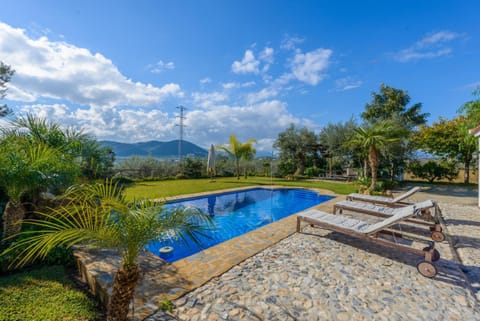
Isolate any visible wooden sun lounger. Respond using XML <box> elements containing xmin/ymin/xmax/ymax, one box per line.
<box><xmin>346</xmin><ymin>186</ymin><xmax>421</xmax><ymax>206</ymax></box>
<box><xmin>296</xmin><ymin>200</ymin><xmax>440</xmax><ymax>278</ymax></box>
<box><xmin>333</xmin><ymin>199</ymin><xmax>445</xmax><ymax>242</ymax></box>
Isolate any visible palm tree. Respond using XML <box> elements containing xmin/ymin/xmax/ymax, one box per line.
<box><xmin>349</xmin><ymin>121</ymin><xmax>400</xmax><ymax>190</ymax></box>
<box><xmin>1</xmin><ymin>180</ymin><xmax>212</xmax><ymax>321</ymax></box>
<box><xmin>0</xmin><ymin>137</ymin><xmax>78</xmax><ymax>238</ymax></box>
<box><xmin>219</xmin><ymin>134</ymin><xmax>256</xmax><ymax>179</ymax></box>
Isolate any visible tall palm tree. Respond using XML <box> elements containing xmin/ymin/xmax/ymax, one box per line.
<box><xmin>349</xmin><ymin>121</ymin><xmax>399</xmax><ymax>190</ymax></box>
<box><xmin>219</xmin><ymin>134</ymin><xmax>256</xmax><ymax>179</ymax></box>
<box><xmin>1</xmin><ymin>180</ymin><xmax>212</xmax><ymax>321</ymax></box>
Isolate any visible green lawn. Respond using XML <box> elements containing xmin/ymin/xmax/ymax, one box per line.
<box><xmin>0</xmin><ymin>266</ymin><xmax>100</xmax><ymax>321</ymax></box>
<box><xmin>124</xmin><ymin>176</ymin><xmax>358</xmax><ymax>200</ymax></box>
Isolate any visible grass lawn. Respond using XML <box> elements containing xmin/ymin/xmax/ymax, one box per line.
<box><xmin>0</xmin><ymin>266</ymin><xmax>100</xmax><ymax>321</ymax></box>
<box><xmin>124</xmin><ymin>176</ymin><xmax>358</xmax><ymax>200</ymax></box>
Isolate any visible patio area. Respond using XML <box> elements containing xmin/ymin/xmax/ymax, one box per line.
<box><xmin>77</xmin><ymin>186</ymin><xmax>480</xmax><ymax>321</ymax></box>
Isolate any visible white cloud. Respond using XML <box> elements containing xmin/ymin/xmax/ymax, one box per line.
<box><xmin>291</xmin><ymin>48</ymin><xmax>332</xmax><ymax>85</ymax></box>
<box><xmin>334</xmin><ymin>77</ymin><xmax>363</xmax><ymax>91</ymax></box>
<box><xmin>222</xmin><ymin>81</ymin><xmax>256</xmax><ymax>89</ymax></box>
<box><xmin>281</xmin><ymin>35</ymin><xmax>305</xmax><ymax>50</ymax></box>
<box><xmin>0</xmin><ymin>22</ymin><xmax>183</xmax><ymax>107</ymax></box>
<box><xmin>393</xmin><ymin>31</ymin><xmax>462</xmax><ymax>63</ymax></box>
<box><xmin>246</xmin><ymin>88</ymin><xmax>278</xmax><ymax>104</ymax></box>
<box><xmin>148</xmin><ymin>60</ymin><xmax>175</xmax><ymax>73</ymax></box>
<box><xmin>192</xmin><ymin>91</ymin><xmax>228</xmax><ymax>108</ymax></box>
<box><xmin>231</xmin><ymin>50</ymin><xmax>260</xmax><ymax>74</ymax></box>
<box><xmin>200</xmin><ymin>77</ymin><xmax>212</xmax><ymax>84</ymax></box>
<box><xmin>19</xmin><ymin>99</ymin><xmax>315</xmax><ymax>152</ymax></box>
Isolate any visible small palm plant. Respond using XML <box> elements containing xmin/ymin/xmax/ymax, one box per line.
<box><xmin>219</xmin><ymin>134</ymin><xmax>256</xmax><ymax>180</ymax></box>
<box><xmin>1</xmin><ymin>180</ymin><xmax>212</xmax><ymax>321</ymax></box>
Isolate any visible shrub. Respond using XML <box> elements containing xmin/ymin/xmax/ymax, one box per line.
<box><xmin>407</xmin><ymin>160</ymin><xmax>458</xmax><ymax>183</ymax></box>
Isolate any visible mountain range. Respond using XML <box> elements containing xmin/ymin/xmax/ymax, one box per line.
<box><xmin>100</xmin><ymin>140</ymin><xmax>208</xmax><ymax>159</ymax></box>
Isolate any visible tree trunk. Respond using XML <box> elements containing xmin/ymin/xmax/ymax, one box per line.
<box><xmin>236</xmin><ymin>159</ymin><xmax>240</xmax><ymax>180</ymax></box>
<box><xmin>369</xmin><ymin>147</ymin><xmax>378</xmax><ymax>190</ymax></box>
<box><xmin>107</xmin><ymin>264</ymin><xmax>139</xmax><ymax>321</ymax></box>
<box><xmin>464</xmin><ymin>161</ymin><xmax>470</xmax><ymax>184</ymax></box>
<box><xmin>363</xmin><ymin>158</ymin><xmax>368</xmax><ymax>178</ymax></box>
<box><xmin>2</xmin><ymin>201</ymin><xmax>25</xmax><ymax>239</ymax></box>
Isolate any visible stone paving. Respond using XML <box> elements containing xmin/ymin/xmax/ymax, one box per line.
<box><xmin>75</xmin><ymin>185</ymin><xmax>480</xmax><ymax>321</ymax></box>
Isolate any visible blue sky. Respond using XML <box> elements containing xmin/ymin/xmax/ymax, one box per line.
<box><xmin>1</xmin><ymin>1</ymin><xmax>479</xmax><ymax>152</ymax></box>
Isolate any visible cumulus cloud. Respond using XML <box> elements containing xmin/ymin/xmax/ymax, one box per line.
<box><xmin>0</xmin><ymin>22</ymin><xmax>183</xmax><ymax>107</ymax></box>
<box><xmin>231</xmin><ymin>50</ymin><xmax>260</xmax><ymax>74</ymax></box>
<box><xmin>20</xmin><ymin>99</ymin><xmax>315</xmax><ymax>152</ymax></box>
<box><xmin>246</xmin><ymin>88</ymin><xmax>278</xmax><ymax>104</ymax></box>
<box><xmin>147</xmin><ymin>60</ymin><xmax>175</xmax><ymax>73</ymax></box>
<box><xmin>290</xmin><ymin>48</ymin><xmax>332</xmax><ymax>85</ymax></box>
<box><xmin>393</xmin><ymin>31</ymin><xmax>462</xmax><ymax>63</ymax></box>
<box><xmin>192</xmin><ymin>91</ymin><xmax>228</xmax><ymax>108</ymax></box>
<box><xmin>222</xmin><ymin>81</ymin><xmax>256</xmax><ymax>89</ymax></box>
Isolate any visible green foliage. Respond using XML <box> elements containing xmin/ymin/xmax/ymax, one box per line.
<box><xmin>159</xmin><ymin>299</ymin><xmax>175</xmax><ymax>312</ymax></box>
<box><xmin>219</xmin><ymin>134</ymin><xmax>257</xmax><ymax>179</ymax></box>
<box><xmin>0</xmin><ymin>61</ymin><xmax>15</xmax><ymax>117</ymax></box>
<box><xmin>458</xmin><ymin>87</ymin><xmax>480</xmax><ymax>125</ymax></box>
<box><xmin>274</xmin><ymin>124</ymin><xmax>318</xmax><ymax>176</ymax></box>
<box><xmin>183</xmin><ymin>157</ymin><xmax>204</xmax><ymax>178</ymax></box>
<box><xmin>407</xmin><ymin>160</ymin><xmax>458</xmax><ymax>183</ymax></box>
<box><xmin>0</xmin><ymin>265</ymin><xmax>99</xmax><ymax>321</ymax></box>
<box><xmin>362</xmin><ymin>83</ymin><xmax>429</xmax><ymax>128</ymax></box>
<box><xmin>416</xmin><ymin>116</ymin><xmax>476</xmax><ymax>183</ymax></box>
<box><xmin>304</xmin><ymin>166</ymin><xmax>321</xmax><ymax>178</ymax></box>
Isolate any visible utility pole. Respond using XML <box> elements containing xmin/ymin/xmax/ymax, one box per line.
<box><xmin>176</xmin><ymin>105</ymin><xmax>186</xmax><ymax>171</ymax></box>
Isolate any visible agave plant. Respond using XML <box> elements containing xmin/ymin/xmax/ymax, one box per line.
<box><xmin>1</xmin><ymin>180</ymin><xmax>212</xmax><ymax>321</ymax></box>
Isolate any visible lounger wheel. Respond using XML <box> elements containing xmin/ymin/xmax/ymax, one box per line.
<box><xmin>431</xmin><ymin>231</ymin><xmax>445</xmax><ymax>242</ymax></box>
<box><xmin>422</xmin><ymin>246</ymin><xmax>440</xmax><ymax>262</ymax></box>
<box><xmin>417</xmin><ymin>261</ymin><xmax>437</xmax><ymax>278</ymax></box>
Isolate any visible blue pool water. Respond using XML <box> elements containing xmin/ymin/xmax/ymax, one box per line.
<box><xmin>146</xmin><ymin>188</ymin><xmax>333</xmax><ymax>262</ymax></box>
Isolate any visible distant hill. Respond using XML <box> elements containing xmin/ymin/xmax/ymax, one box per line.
<box><xmin>100</xmin><ymin>140</ymin><xmax>208</xmax><ymax>159</ymax></box>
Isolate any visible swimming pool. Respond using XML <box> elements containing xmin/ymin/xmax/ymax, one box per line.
<box><xmin>146</xmin><ymin>188</ymin><xmax>333</xmax><ymax>262</ymax></box>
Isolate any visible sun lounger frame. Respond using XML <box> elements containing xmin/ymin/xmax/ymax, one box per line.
<box><xmin>333</xmin><ymin>200</ymin><xmax>445</xmax><ymax>242</ymax></box>
<box><xmin>296</xmin><ymin>208</ymin><xmax>440</xmax><ymax>278</ymax></box>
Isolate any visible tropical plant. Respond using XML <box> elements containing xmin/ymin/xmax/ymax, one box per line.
<box><xmin>219</xmin><ymin>134</ymin><xmax>256</xmax><ymax>179</ymax></box>
<box><xmin>347</xmin><ymin>121</ymin><xmax>400</xmax><ymax>190</ymax></box>
<box><xmin>1</xmin><ymin>180</ymin><xmax>212</xmax><ymax>321</ymax></box>
<box><xmin>0</xmin><ymin>136</ymin><xmax>78</xmax><ymax>238</ymax></box>
<box><xmin>0</xmin><ymin>61</ymin><xmax>15</xmax><ymax>117</ymax></box>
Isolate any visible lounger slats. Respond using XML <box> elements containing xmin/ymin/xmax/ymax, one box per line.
<box><xmin>346</xmin><ymin>187</ymin><xmax>421</xmax><ymax>205</ymax></box>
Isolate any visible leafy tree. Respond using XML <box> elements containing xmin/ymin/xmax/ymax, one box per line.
<box><xmin>1</xmin><ymin>181</ymin><xmax>212</xmax><ymax>321</ymax></box>
<box><xmin>458</xmin><ymin>87</ymin><xmax>480</xmax><ymax>125</ymax></box>
<box><xmin>0</xmin><ymin>62</ymin><xmax>15</xmax><ymax>117</ymax></box>
<box><xmin>347</xmin><ymin>121</ymin><xmax>400</xmax><ymax>190</ymax></box>
<box><xmin>274</xmin><ymin>124</ymin><xmax>318</xmax><ymax>176</ymax></box>
<box><xmin>219</xmin><ymin>134</ymin><xmax>256</xmax><ymax>179</ymax></box>
<box><xmin>362</xmin><ymin>83</ymin><xmax>429</xmax><ymax>128</ymax></box>
<box><xmin>362</xmin><ymin>84</ymin><xmax>429</xmax><ymax>180</ymax></box>
<box><xmin>416</xmin><ymin>116</ymin><xmax>476</xmax><ymax>184</ymax></box>
<box><xmin>407</xmin><ymin>160</ymin><xmax>458</xmax><ymax>183</ymax></box>
<box><xmin>183</xmin><ymin>157</ymin><xmax>204</xmax><ymax>178</ymax></box>
<box><xmin>319</xmin><ymin>118</ymin><xmax>357</xmax><ymax>176</ymax></box>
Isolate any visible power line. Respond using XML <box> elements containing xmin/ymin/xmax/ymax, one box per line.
<box><xmin>175</xmin><ymin>105</ymin><xmax>186</xmax><ymax>166</ymax></box>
